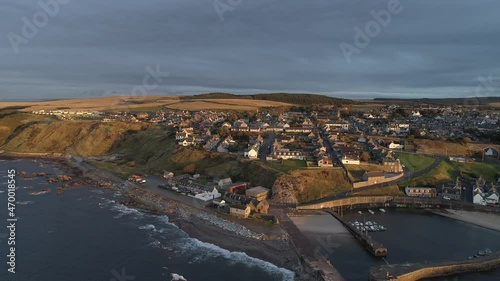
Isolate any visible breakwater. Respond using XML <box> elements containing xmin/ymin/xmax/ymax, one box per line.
<box><xmin>369</xmin><ymin>252</ymin><xmax>500</xmax><ymax>281</ymax></box>
<box><xmin>325</xmin><ymin>210</ymin><xmax>387</xmax><ymax>257</ymax></box>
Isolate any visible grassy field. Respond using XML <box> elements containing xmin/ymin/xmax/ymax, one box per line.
<box><xmin>455</xmin><ymin>161</ymin><xmax>500</xmax><ymax>182</ymax></box>
<box><xmin>488</xmin><ymin>102</ymin><xmax>500</xmax><ymax>108</ymax></box>
<box><xmin>0</xmin><ymin>96</ymin><xmax>291</xmax><ymax>112</ymax></box>
<box><xmin>289</xmin><ymin>169</ymin><xmax>351</xmax><ymax>202</ymax></box>
<box><xmin>266</xmin><ymin>159</ymin><xmax>307</xmax><ymax>173</ymax></box>
<box><xmin>399</xmin><ymin>160</ymin><xmax>500</xmax><ymax>188</ymax></box>
<box><xmin>394</xmin><ymin>152</ymin><xmax>436</xmax><ymax>172</ymax></box>
<box><xmin>399</xmin><ymin>160</ymin><xmax>457</xmax><ymax>187</ymax></box>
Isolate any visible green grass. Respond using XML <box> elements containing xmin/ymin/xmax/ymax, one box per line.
<box><xmin>394</xmin><ymin>152</ymin><xmax>436</xmax><ymax>172</ymax></box>
<box><xmin>399</xmin><ymin>160</ymin><xmax>500</xmax><ymax>188</ymax></box>
<box><xmin>455</xmin><ymin>162</ymin><xmax>500</xmax><ymax>182</ymax></box>
<box><xmin>399</xmin><ymin>160</ymin><xmax>457</xmax><ymax>188</ymax></box>
<box><xmin>266</xmin><ymin>159</ymin><xmax>307</xmax><ymax>173</ymax></box>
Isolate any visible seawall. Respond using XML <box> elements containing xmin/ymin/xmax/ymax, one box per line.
<box><xmin>369</xmin><ymin>252</ymin><xmax>500</xmax><ymax>281</ymax></box>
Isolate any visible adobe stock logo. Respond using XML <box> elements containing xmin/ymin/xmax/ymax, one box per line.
<box><xmin>213</xmin><ymin>0</ymin><xmax>243</xmax><ymax>21</ymax></box>
<box><xmin>7</xmin><ymin>0</ymin><xmax>71</xmax><ymax>54</ymax></box>
<box><xmin>131</xmin><ymin>64</ymin><xmax>170</xmax><ymax>97</ymax></box>
<box><xmin>339</xmin><ymin>0</ymin><xmax>405</xmax><ymax>63</ymax></box>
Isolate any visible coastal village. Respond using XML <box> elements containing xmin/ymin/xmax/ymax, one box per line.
<box><xmin>1</xmin><ymin>98</ymin><xmax>499</xmax><ymax>281</ymax></box>
<box><xmin>31</xmin><ymin>104</ymin><xmax>500</xmax><ymax>213</ymax></box>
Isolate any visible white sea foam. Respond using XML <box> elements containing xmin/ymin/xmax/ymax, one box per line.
<box><xmin>171</xmin><ymin>273</ymin><xmax>187</xmax><ymax>281</ymax></box>
<box><xmin>139</xmin><ymin>224</ymin><xmax>156</xmax><ymax>231</ymax></box>
<box><xmin>110</xmin><ymin>203</ymin><xmax>144</xmax><ymax>219</ymax></box>
<box><xmin>177</xmin><ymin>238</ymin><xmax>294</xmax><ymax>281</ymax></box>
<box><xmin>16</xmin><ymin>201</ymin><xmax>34</xmax><ymax>205</ymax></box>
<box><xmin>147</xmin><ymin>240</ymin><xmax>162</xmax><ymax>249</ymax></box>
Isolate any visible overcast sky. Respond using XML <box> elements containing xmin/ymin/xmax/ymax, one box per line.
<box><xmin>1</xmin><ymin>0</ymin><xmax>499</xmax><ymax>101</ymax></box>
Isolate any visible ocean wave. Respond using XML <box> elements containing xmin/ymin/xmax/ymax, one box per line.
<box><xmin>171</xmin><ymin>273</ymin><xmax>187</xmax><ymax>281</ymax></box>
<box><xmin>16</xmin><ymin>201</ymin><xmax>34</xmax><ymax>205</ymax></box>
<box><xmin>147</xmin><ymin>239</ymin><xmax>162</xmax><ymax>249</ymax></box>
<box><xmin>176</xmin><ymin>238</ymin><xmax>294</xmax><ymax>281</ymax></box>
<box><xmin>139</xmin><ymin>224</ymin><xmax>156</xmax><ymax>231</ymax></box>
<box><xmin>110</xmin><ymin>203</ymin><xmax>144</xmax><ymax>219</ymax></box>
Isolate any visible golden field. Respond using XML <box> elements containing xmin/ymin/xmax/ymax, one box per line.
<box><xmin>0</xmin><ymin>96</ymin><xmax>291</xmax><ymax>112</ymax></box>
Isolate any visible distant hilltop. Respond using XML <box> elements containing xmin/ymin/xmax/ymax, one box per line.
<box><xmin>180</xmin><ymin>92</ymin><xmax>355</xmax><ymax>106</ymax></box>
<box><xmin>373</xmin><ymin>97</ymin><xmax>500</xmax><ymax>106</ymax></box>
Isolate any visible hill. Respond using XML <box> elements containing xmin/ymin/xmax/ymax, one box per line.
<box><xmin>181</xmin><ymin>93</ymin><xmax>354</xmax><ymax>106</ymax></box>
<box><xmin>372</xmin><ymin>97</ymin><xmax>500</xmax><ymax>107</ymax></box>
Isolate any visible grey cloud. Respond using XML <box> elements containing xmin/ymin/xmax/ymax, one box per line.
<box><xmin>0</xmin><ymin>0</ymin><xmax>499</xmax><ymax>100</ymax></box>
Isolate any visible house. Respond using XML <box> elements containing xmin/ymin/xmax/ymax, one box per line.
<box><xmin>218</xmin><ymin>178</ymin><xmax>232</xmax><ymax>188</ymax></box>
<box><xmin>341</xmin><ymin>154</ymin><xmax>360</xmax><ymax>165</ymax></box>
<box><xmin>229</xmin><ymin>205</ymin><xmax>251</xmax><ymax>218</ymax></box>
<box><xmin>318</xmin><ymin>156</ymin><xmax>334</xmax><ymax>167</ymax></box>
<box><xmin>362</xmin><ymin>171</ymin><xmax>385</xmax><ymax>184</ymax></box>
<box><xmin>194</xmin><ymin>188</ymin><xmax>222</xmax><ymax>202</ymax></box>
<box><xmin>181</xmin><ymin>136</ymin><xmax>195</xmax><ymax>146</ymax></box>
<box><xmin>246</xmin><ymin>186</ymin><xmax>270</xmax><ymax>201</ymax></box>
<box><xmin>382</xmin><ymin>158</ymin><xmax>403</xmax><ymax>173</ymax></box>
<box><xmin>244</xmin><ymin>144</ymin><xmax>259</xmax><ymax>159</ymax></box>
<box><xmin>405</xmin><ymin>187</ymin><xmax>437</xmax><ymax>198</ymax></box>
<box><xmin>473</xmin><ymin>192</ymin><xmax>486</xmax><ymax>206</ymax></box>
<box><xmin>485</xmin><ymin>192</ymin><xmax>499</xmax><ymax>204</ymax></box>
<box><xmin>248</xmin><ymin>199</ymin><xmax>270</xmax><ymax>214</ymax></box>
<box><xmin>388</xmin><ymin>141</ymin><xmax>404</xmax><ymax>150</ymax></box>
<box><xmin>274</xmin><ymin>149</ymin><xmax>305</xmax><ymax>160</ymax></box>
<box><xmin>442</xmin><ymin>179</ymin><xmax>462</xmax><ymax>201</ymax></box>
<box><xmin>220</xmin><ymin>182</ymin><xmax>249</xmax><ymax>194</ymax></box>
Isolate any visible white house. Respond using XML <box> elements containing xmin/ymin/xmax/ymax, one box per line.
<box><xmin>486</xmin><ymin>193</ymin><xmax>499</xmax><ymax>204</ymax></box>
<box><xmin>195</xmin><ymin>187</ymin><xmax>222</xmax><ymax>202</ymax></box>
<box><xmin>389</xmin><ymin>141</ymin><xmax>404</xmax><ymax>150</ymax></box>
<box><xmin>485</xmin><ymin>148</ymin><xmax>496</xmax><ymax>156</ymax></box>
<box><xmin>473</xmin><ymin>193</ymin><xmax>486</xmax><ymax>205</ymax></box>
<box><xmin>244</xmin><ymin>144</ymin><xmax>259</xmax><ymax>159</ymax></box>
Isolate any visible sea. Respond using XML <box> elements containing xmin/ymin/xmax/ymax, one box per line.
<box><xmin>0</xmin><ymin>159</ymin><xmax>294</xmax><ymax>281</ymax></box>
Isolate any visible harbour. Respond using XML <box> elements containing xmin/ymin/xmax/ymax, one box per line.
<box><xmin>291</xmin><ymin>208</ymin><xmax>500</xmax><ymax>281</ymax></box>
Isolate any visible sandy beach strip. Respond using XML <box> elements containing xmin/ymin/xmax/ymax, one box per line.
<box><xmin>431</xmin><ymin>209</ymin><xmax>500</xmax><ymax>232</ymax></box>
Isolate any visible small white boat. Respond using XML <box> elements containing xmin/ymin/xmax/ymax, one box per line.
<box><xmin>358</xmin><ymin>211</ymin><xmax>363</xmax><ymax>215</ymax></box>
<box><xmin>379</xmin><ymin>208</ymin><xmax>386</xmax><ymax>213</ymax></box>
<box><xmin>368</xmin><ymin>209</ymin><xmax>375</xmax><ymax>214</ymax></box>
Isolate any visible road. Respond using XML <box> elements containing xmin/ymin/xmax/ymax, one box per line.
<box><xmin>259</xmin><ymin>132</ymin><xmax>275</xmax><ymax>162</ymax></box>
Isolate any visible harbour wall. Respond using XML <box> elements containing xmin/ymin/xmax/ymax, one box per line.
<box><xmin>369</xmin><ymin>253</ymin><xmax>500</xmax><ymax>281</ymax></box>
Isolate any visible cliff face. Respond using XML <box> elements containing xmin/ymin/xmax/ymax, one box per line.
<box><xmin>0</xmin><ymin>120</ymin><xmax>145</xmax><ymax>156</ymax></box>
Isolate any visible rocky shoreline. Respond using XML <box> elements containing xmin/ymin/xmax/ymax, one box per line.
<box><xmin>56</xmin><ymin>155</ymin><xmax>314</xmax><ymax>280</ymax></box>
<box><xmin>0</xmin><ymin>153</ymin><xmax>329</xmax><ymax>280</ymax></box>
